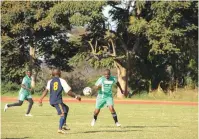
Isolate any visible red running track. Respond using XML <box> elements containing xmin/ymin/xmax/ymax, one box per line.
<box><xmin>1</xmin><ymin>97</ymin><xmax>198</xmax><ymax>106</ymax></box>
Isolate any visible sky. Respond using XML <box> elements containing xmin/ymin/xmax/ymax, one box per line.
<box><xmin>102</xmin><ymin>1</ymin><xmax>135</xmax><ymax>31</ymax></box>
<box><xmin>102</xmin><ymin>5</ymin><xmax>118</xmax><ymax>31</ymax></box>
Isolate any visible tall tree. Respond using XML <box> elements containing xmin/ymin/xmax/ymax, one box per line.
<box><xmin>128</xmin><ymin>1</ymin><xmax>198</xmax><ymax>91</ymax></box>
<box><xmin>1</xmin><ymin>1</ymin><xmax>57</xmax><ymax>85</ymax></box>
<box><xmin>69</xmin><ymin>0</ymin><xmax>146</xmax><ymax>98</ymax></box>
<box><xmin>1</xmin><ymin>1</ymin><xmax>80</xmax><ymax>84</ymax></box>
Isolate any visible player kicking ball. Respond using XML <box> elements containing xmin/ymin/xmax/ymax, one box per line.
<box><xmin>91</xmin><ymin>69</ymin><xmax>124</xmax><ymax>127</ymax></box>
<box><xmin>38</xmin><ymin>68</ymin><xmax>81</xmax><ymax>134</ymax></box>
<box><xmin>4</xmin><ymin>70</ymin><xmax>34</xmax><ymax>116</ymax></box>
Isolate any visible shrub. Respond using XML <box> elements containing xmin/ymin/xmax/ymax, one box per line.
<box><xmin>185</xmin><ymin>76</ymin><xmax>196</xmax><ymax>89</ymax></box>
<box><xmin>1</xmin><ymin>81</ymin><xmax>20</xmax><ymax>94</ymax></box>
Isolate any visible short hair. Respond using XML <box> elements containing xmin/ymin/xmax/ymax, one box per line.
<box><xmin>104</xmin><ymin>69</ymin><xmax>111</xmax><ymax>74</ymax></box>
<box><xmin>53</xmin><ymin>68</ymin><xmax>61</xmax><ymax>72</ymax></box>
<box><xmin>52</xmin><ymin>68</ymin><xmax>61</xmax><ymax>76</ymax></box>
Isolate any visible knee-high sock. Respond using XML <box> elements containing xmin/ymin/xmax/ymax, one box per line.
<box><xmin>59</xmin><ymin>116</ymin><xmax>65</xmax><ymax>130</ymax></box>
<box><xmin>63</xmin><ymin>105</ymin><xmax>69</xmax><ymax>125</ymax></box>
<box><xmin>93</xmin><ymin>114</ymin><xmax>97</xmax><ymax>120</ymax></box>
<box><xmin>63</xmin><ymin>113</ymin><xmax>67</xmax><ymax>125</ymax></box>
<box><xmin>112</xmin><ymin>112</ymin><xmax>118</xmax><ymax>123</ymax></box>
<box><xmin>26</xmin><ymin>99</ymin><xmax>34</xmax><ymax>114</ymax></box>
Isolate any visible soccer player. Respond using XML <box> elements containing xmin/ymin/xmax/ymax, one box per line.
<box><xmin>91</xmin><ymin>69</ymin><xmax>124</xmax><ymax>127</ymax></box>
<box><xmin>38</xmin><ymin>68</ymin><xmax>81</xmax><ymax>134</ymax></box>
<box><xmin>4</xmin><ymin>70</ymin><xmax>34</xmax><ymax>116</ymax></box>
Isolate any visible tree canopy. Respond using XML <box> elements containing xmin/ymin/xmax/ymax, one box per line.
<box><xmin>1</xmin><ymin>1</ymin><xmax>198</xmax><ymax>95</ymax></box>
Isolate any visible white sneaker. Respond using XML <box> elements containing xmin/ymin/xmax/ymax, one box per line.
<box><xmin>4</xmin><ymin>104</ymin><xmax>8</xmax><ymax>112</ymax></box>
<box><xmin>25</xmin><ymin>114</ymin><xmax>33</xmax><ymax>117</ymax></box>
<box><xmin>91</xmin><ymin>119</ymin><xmax>96</xmax><ymax>126</ymax></box>
<box><xmin>57</xmin><ymin>129</ymin><xmax>67</xmax><ymax>134</ymax></box>
<box><xmin>116</xmin><ymin>122</ymin><xmax>121</xmax><ymax>127</ymax></box>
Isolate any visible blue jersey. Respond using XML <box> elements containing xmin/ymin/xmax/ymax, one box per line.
<box><xmin>49</xmin><ymin>77</ymin><xmax>63</xmax><ymax>105</ymax></box>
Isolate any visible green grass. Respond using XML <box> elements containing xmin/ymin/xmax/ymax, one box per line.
<box><xmin>1</xmin><ymin>102</ymin><xmax>198</xmax><ymax>139</ymax></box>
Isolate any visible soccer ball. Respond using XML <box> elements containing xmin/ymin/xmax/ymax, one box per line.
<box><xmin>83</xmin><ymin>87</ymin><xmax>92</xmax><ymax>96</ymax></box>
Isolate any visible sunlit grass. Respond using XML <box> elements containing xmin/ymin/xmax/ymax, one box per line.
<box><xmin>1</xmin><ymin>102</ymin><xmax>198</xmax><ymax>139</ymax></box>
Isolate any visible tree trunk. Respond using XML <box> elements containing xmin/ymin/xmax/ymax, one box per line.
<box><xmin>115</xmin><ymin>61</ymin><xmax>127</xmax><ymax>98</ymax></box>
<box><xmin>29</xmin><ymin>44</ymin><xmax>36</xmax><ymax>89</ymax></box>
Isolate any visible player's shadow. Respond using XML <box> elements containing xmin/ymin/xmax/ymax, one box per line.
<box><xmin>70</xmin><ymin>129</ymin><xmax>142</xmax><ymax>134</ymax></box>
<box><xmin>123</xmin><ymin>125</ymin><xmax>178</xmax><ymax>128</ymax></box>
<box><xmin>35</xmin><ymin>114</ymin><xmax>53</xmax><ymax>117</ymax></box>
<box><xmin>2</xmin><ymin>137</ymin><xmax>29</xmax><ymax>139</ymax></box>
<box><xmin>82</xmin><ymin>129</ymin><xmax>142</xmax><ymax>134</ymax></box>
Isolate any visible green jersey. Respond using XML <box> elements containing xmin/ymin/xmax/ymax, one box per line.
<box><xmin>95</xmin><ymin>76</ymin><xmax>117</xmax><ymax>96</ymax></box>
<box><xmin>19</xmin><ymin>75</ymin><xmax>31</xmax><ymax>95</ymax></box>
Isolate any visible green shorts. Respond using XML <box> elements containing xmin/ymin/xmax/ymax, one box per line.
<box><xmin>95</xmin><ymin>94</ymin><xmax>114</xmax><ymax>109</ymax></box>
<box><xmin>18</xmin><ymin>93</ymin><xmax>32</xmax><ymax>101</ymax></box>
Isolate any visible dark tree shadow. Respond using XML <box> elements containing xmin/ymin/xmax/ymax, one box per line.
<box><xmin>2</xmin><ymin>137</ymin><xmax>29</xmax><ymax>139</ymax></box>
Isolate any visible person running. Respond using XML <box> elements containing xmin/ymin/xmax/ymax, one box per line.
<box><xmin>4</xmin><ymin>70</ymin><xmax>34</xmax><ymax>116</ymax></box>
<box><xmin>91</xmin><ymin>69</ymin><xmax>124</xmax><ymax>127</ymax></box>
<box><xmin>38</xmin><ymin>68</ymin><xmax>81</xmax><ymax>134</ymax></box>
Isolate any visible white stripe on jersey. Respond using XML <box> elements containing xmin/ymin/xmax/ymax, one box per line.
<box><xmin>95</xmin><ymin>77</ymin><xmax>103</xmax><ymax>86</ymax></box>
<box><xmin>104</xmin><ymin>80</ymin><xmax>114</xmax><ymax>84</ymax></box>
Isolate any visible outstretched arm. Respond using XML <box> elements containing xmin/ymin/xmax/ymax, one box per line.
<box><xmin>92</xmin><ymin>85</ymin><xmax>101</xmax><ymax>92</ymax></box>
<box><xmin>60</xmin><ymin>79</ymin><xmax>81</xmax><ymax>101</ymax></box>
<box><xmin>39</xmin><ymin>89</ymin><xmax>48</xmax><ymax>105</ymax></box>
<box><xmin>67</xmin><ymin>90</ymin><xmax>81</xmax><ymax>101</ymax></box>
<box><xmin>90</xmin><ymin>84</ymin><xmax>102</xmax><ymax>96</ymax></box>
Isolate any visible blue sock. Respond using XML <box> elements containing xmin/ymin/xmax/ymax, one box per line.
<box><xmin>59</xmin><ymin>116</ymin><xmax>65</xmax><ymax>130</ymax></box>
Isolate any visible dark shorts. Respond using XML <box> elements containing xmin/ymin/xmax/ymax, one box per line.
<box><xmin>51</xmin><ymin>103</ymin><xmax>68</xmax><ymax>115</ymax></box>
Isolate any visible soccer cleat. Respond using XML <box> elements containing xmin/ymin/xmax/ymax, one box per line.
<box><xmin>4</xmin><ymin>104</ymin><xmax>8</xmax><ymax>112</ymax></box>
<box><xmin>57</xmin><ymin>129</ymin><xmax>67</xmax><ymax>134</ymax></box>
<box><xmin>62</xmin><ymin>124</ymin><xmax>70</xmax><ymax>130</ymax></box>
<box><xmin>91</xmin><ymin>119</ymin><xmax>96</xmax><ymax>126</ymax></box>
<box><xmin>115</xmin><ymin>122</ymin><xmax>121</xmax><ymax>127</ymax></box>
<box><xmin>25</xmin><ymin>113</ymin><xmax>33</xmax><ymax>117</ymax></box>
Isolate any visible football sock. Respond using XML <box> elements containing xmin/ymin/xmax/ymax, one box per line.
<box><xmin>26</xmin><ymin>99</ymin><xmax>34</xmax><ymax>114</ymax></box>
<box><xmin>94</xmin><ymin>114</ymin><xmax>97</xmax><ymax>121</ymax></box>
<box><xmin>112</xmin><ymin>112</ymin><xmax>118</xmax><ymax>123</ymax></box>
<box><xmin>64</xmin><ymin>105</ymin><xmax>69</xmax><ymax>124</ymax></box>
<box><xmin>63</xmin><ymin>113</ymin><xmax>67</xmax><ymax>125</ymax></box>
<box><xmin>59</xmin><ymin>116</ymin><xmax>65</xmax><ymax>130</ymax></box>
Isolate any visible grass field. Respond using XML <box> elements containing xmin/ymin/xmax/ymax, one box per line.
<box><xmin>1</xmin><ymin>101</ymin><xmax>198</xmax><ymax>139</ymax></box>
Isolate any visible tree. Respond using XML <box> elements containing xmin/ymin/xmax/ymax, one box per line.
<box><xmin>128</xmin><ymin>1</ymin><xmax>198</xmax><ymax>92</ymax></box>
<box><xmin>1</xmin><ymin>1</ymin><xmax>58</xmax><ymax>85</ymax></box>
<box><xmin>2</xmin><ymin>1</ymin><xmax>197</xmax><ymax>96</ymax></box>
<box><xmin>69</xmin><ymin>0</ymin><xmax>147</xmax><ymax>98</ymax></box>
<box><xmin>1</xmin><ymin>1</ymin><xmax>80</xmax><ymax>85</ymax></box>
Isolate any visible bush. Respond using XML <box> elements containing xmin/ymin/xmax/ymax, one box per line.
<box><xmin>1</xmin><ymin>81</ymin><xmax>20</xmax><ymax>94</ymax></box>
<box><xmin>33</xmin><ymin>82</ymin><xmax>46</xmax><ymax>95</ymax></box>
<box><xmin>185</xmin><ymin>76</ymin><xmax>196</xmax><ymax>89</ymax></box>
<box><xmin>63</xmin><ymin>73</ymin><xmax>88</xmax><ymax>95</ymax></box>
